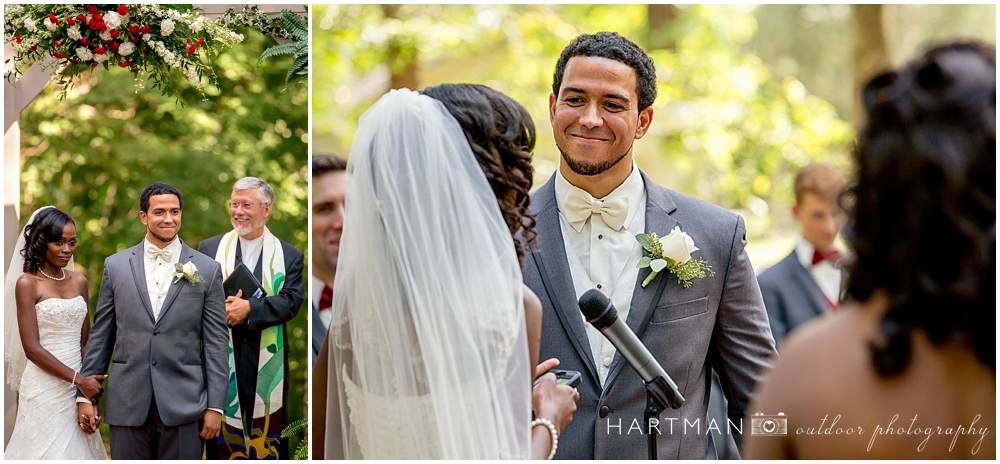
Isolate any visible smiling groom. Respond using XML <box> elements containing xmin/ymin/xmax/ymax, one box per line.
<box><xmin>523</xmin><ymin>32</ymin><xmax>777</xmax><ymax>459</ymax></box>
<box><xmin>79</xmin><ymin>181</ymin><xmax>228</xmax><ymax>459</ymax></box>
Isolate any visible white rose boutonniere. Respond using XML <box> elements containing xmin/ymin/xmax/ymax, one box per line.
<box><xmin>173</xmin><ymin>261</ymin><xmax>202</xmax><ymax>286</ymax></box>
<box><xmin>636</xmin><ymin>227</ymin><xmax>715</xmax><ymax>288</ymax></box>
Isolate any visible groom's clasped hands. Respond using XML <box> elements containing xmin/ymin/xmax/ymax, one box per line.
<box><xmin>76</xmin><ymin>373</ymin><xmax>107</xmax><ymax>434</ymax></box>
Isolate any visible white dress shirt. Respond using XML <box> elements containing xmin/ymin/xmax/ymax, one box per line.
<box><xmin>555</xmin><ymin>163</ymin><xmax>646</xmax><ymax>386</ymax></box>
<box><xmin>311</xmin><ymin>275</ymin><xmax>332</xmax><ymax>329</ymax></box>
<box><xmin>238</xmin><ymin>234</ymin><xmax>264</xmax><ymax>273</ymax></box>
<box><xmin>144</xmin><ymin>237</ymin><xmax>182</xmax><ymax>320</ymax></box>
<box><xmin>794</xmin><ymin>237</ymin><xmax>842</xmax><ymax>307</ymax></box>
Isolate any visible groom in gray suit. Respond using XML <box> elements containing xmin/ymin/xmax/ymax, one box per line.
<box><xmin>524</xmin><ymin>32</ymin><xmax>777</xmax><ymax>459</ymax></box>
<box><xmin>78</xmin><ymin>182</ymin><xmax>228</xmax><ymax>459</ymax></box>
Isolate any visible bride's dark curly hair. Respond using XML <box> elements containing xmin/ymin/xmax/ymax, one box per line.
<box><xmin>423</xmin><ymin>83</ymin><xmax>538</xmax><ymax>268</ymax></box>
<box><xmin>21</xmin><ymin>207</ymin><xmax>75</xmax><ymax>274</ymax></box>
<box><xmin>845</xmin><ymin>41</ymin><xmax>995</xmax><ymax>377</ymax></box>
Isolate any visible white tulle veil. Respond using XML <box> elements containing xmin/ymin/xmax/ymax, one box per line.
<box><xmin>325</xmin><ymin>89</ymin><xmax>532</xmax><ymax>459</ymax></box>
<box><xmin>4</xmin><ymin>205</ymin><xmax>74</xmax><ymax>391</ymax></box>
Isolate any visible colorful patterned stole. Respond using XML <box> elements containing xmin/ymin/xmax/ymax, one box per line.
<box><xmin>212</xmin><ymin>228</ymin><xmax>287</xmax><ymax>459</ymax></box>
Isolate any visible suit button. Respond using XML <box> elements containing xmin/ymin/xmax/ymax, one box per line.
<box><xmin>599</xmin><ymin>405</ymin><xmax>610</xmax><ymax>418</ymax></box>
<box><xmin>153</xmin><ymin>330</ymin><xmax>159</xmax><ymax>335</ymax></box>
<box><xmin>152</xmin><ymin>361</ymin><xmax>158</xmax><ymax>366</ymax></box>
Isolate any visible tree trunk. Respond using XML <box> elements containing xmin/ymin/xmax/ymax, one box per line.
<box><xmin>382</xmin><ymin>4</ymin><xmax>419</xmax><ymax>90</ymax></box>
<box><xmin>646</xmin><ymin>4</ymin><xmax>680</xmax><ymax>50</ymax></box>
<box><xmin>851</xmin><ymin>5</ymin><xmax>890</xmax><ymax>129</ymax></box>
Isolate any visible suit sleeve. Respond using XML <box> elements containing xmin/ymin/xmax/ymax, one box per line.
<box><xmin>78</xmin><ymin>260</ymin><xmax>118</xmax><ymax>398</ymax></box>
<box><xmin>202</xmin><ymin>262</ymin><xmax>230</xmax><ymax>411</ymax></box>
<box><xmin>246</xmin><ymin>243</ymin><xmax>305</xmax><ymax>330</ymax></box>
<box><xmin>757</xmin><ymin>275</ymin><xmax>789</xmax><ymax>345</ymax></box>
<box><xmin>708</xmin><ymin>215</ymin><xmax>778</xmax><ymax>446</ymax></box>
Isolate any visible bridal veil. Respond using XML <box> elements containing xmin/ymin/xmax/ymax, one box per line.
<box><xmin>325</xmin><ymin>89</ymin><xmax>531</xmax><ymax>458</ymax></box>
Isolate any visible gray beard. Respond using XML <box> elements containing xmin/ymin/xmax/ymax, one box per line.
<box><xmin>559</xmin><ymin>143</ymin><xmax>632</xmax><ymax>176</ymax></box>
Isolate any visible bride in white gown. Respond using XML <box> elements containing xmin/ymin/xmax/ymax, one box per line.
<box><xmin>4</xmin><ymin>206</ymin><xmax>107</xmax><ymax>460</ymax></box>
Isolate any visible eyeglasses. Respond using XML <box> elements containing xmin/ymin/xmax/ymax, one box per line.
<box><xmin>230</xmin><ymin>201</ymin><xmax>258</xmax><ymax>211</ymax></box>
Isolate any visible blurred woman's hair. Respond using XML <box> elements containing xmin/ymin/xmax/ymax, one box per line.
<box><xmin>422</xmin><ymin>83</ymin><xmax>538</xmax><ymax>267</ymax></box>
<box><xmin>844</xmin><ymin>41</ymin><xmax>995</xmax><ymax>376</ymax></box>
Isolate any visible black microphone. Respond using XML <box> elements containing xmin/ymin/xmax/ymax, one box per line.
<box><xmin>579</xmin><ymin>288</ymin><xmax>685</xmax><ymax>409</ymax></box>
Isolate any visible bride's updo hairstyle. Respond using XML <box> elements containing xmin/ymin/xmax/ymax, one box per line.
<box><xmin>422</xmin><ymin>83</ymin><xmax>538</xmax><ymax>267</ymax></box>
<box><xmin>21</xmin><ymin>207</ymin><xmax>75</xmax><ymax>274</ymax></box>
<box><xmin>845</xmin><ymin>41</ymin><xmax>995</xmax><ymax>376</ymax></box>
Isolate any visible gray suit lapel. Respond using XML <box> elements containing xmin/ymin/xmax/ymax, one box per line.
<box><xmin>788</xmin><ymin>255</ymin><xmax>829</xmax><ymax>315</ymax></box>
<box><xmin>156</xmin><ymin>242</ymin><xmax>192</xmax><ymax>323</ymax></box>
<box><xmin>533</xmin><ymin>178</ymin><xmax>600</xmax><ymax>384</ymax></box>
<box><xmin>605</xmin><ymin>172</ymin><xmax>680</xmax><ymax>389</ymax></box>
<box><xmin>129</xmin><ymin>243</ymin><xmax>156</xmax><ymax>322</ymax></box>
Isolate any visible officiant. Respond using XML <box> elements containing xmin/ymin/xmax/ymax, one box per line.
<box><xmin>198</xmin><ymin>177</ymin><xmax>306</xmax><ymax>460</ymax></box>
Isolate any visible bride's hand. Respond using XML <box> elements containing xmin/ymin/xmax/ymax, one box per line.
<box><xmin>532</xmin><ymin>372</ymin><xmax>579</xmax><ymax>435</ymax></box>
<box><xmin>77</xmin><ymin>374</ymin><xmax>107</xmax><ymax>402</ymax></box>
<box><xmin>534</xmin><ymin>358</ymin><xmax>560</xmax><ymax>380</ymax></box>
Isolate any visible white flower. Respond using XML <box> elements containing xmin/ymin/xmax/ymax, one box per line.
<box><xmin>142</xmin><ymin>33</ymin><xmax>151</xmax><ymax>41</ymax></box>
<box><xmin>23</xmin><ymin>17</ymin><xmax>36</xmax><ymax>32</ymax></box>
<box><xmin>188</xmin><ymin>16</ymin><xmax>204</xmax><ymax>34</ymax></box>
<box><xmin>5</xmin><ymin>5</ymin><xmax>24</xmax><ymax>15</ymax></box>
<box><xmin>104</xmin><ymin>11</ymin><xmax>122</xmax><ymax>30</ymax></box>
<box><xmin>182</xmin><ymin>261</ymin><xmax>198</xmax><ymax>275</ymax></box>
<box><xmin>118</xmin><ymin>42</ymin><xmax>135</xmax><ymax>56</ymax></box>
<box><xmin>99</xmin><ymin>30</ymin><xmax>112</xmax><ymax>42</ymax></box>
<box><xmin>93</xmin><ymin>53</ymin><xmax>109</xmax><ymax>63</ymax></box>
<box><xmin>658</xmin><ymin>226</ymin><xmax>699</xmax><ymax>264</ymax></box>
<box><xmin>43</xmin><ymin>16</ymin><xmax>57</xmax><ymax>31</ymax></box>
<box><xmin>160</xmin><ymin>18</ymin><xmax>174</xmax><ymax>36</ymax></box>
<box><xmin>76</xmin><ymin>47</ymin><xmax>93</xmax><ymax>61</ymax></box>
<box><xmin>67</xmin><ymin>25</ymin><xmax>82</xmax><ymax>40</ymax></box>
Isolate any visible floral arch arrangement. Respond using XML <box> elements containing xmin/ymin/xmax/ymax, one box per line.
<box><xmin>4</xmin><ymin>4</ymin><xmax>246</xmax><ymax>98</ymax></box>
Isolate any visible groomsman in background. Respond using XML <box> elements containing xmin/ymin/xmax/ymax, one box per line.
<box><xmin>199</xmin><ymin>177</ymin><xmax>305</xmax><ymax>459</ymax></box>
<box><xmin>310</xmin><ymin>155</ymin><xmax>349</xmax><ymax>363</ymax></box>
<box><xmin>757</xmin><ymin>163</ymin><xmax>847</xmax><ymax>346</ymax></box>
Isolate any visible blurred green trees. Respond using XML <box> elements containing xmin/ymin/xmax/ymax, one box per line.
<box><xmin>17</xmin><ymin>25</ymin><xmax>308</xmax><ymax>454</ymax></box>
<box><xmin>313</xmin><ymin>4</ymin><xmax>994</xmax><ymax>247</ymax></box>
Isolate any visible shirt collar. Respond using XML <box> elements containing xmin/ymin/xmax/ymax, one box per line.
<box><xmin>143</xmin><ymin>236</ymin><xmax>182</xmax><ymax>261</ymax></box>
<box><xmin>555</xmin><ymin>160</ymin><xmax>646</xmax><ymax>233</ymax></box>
<box><xmin>795</xmin><ymin>236</ymin><xmax>817</xmax><ymax>268</ymax></box>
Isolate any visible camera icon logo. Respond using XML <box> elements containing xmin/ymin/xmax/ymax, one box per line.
<box><xmin>750</xmin><ymin>412</ymin><xmax>787</xmax><ymax>436</ymax></box>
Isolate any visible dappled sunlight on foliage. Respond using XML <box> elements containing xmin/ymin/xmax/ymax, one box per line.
<box><xmin>18</xmin><ymin>25</ymin><xmax>308</xmax><ymax>454</ymax></box>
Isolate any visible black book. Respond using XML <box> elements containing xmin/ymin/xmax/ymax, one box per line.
<box><xmin>223</xmin><ymin>262</ymin><xmax>267</xmax><ymax>299</ymax></box>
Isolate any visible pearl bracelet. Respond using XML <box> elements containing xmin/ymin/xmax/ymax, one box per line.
<box><xmin>531</xmin><ymin>417</ymin><xmax>558</xmax><ymax>460</ymax></box>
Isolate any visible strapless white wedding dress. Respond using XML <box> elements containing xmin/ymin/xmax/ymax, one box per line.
<box><xmin>4</xmin><ymin>296</ymin><xmax>107</xmax><ymax>460</ymax></box>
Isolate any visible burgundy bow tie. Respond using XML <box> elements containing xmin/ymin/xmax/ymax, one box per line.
<box><xmin>812</xmin><ymin>249</ymin><xmax>841</xmax><ymax>266</ymax></box>
<box><xmin>319</xmin><ymin>285</ymin><xmax>333</xmax><ymax>311</ymax></box>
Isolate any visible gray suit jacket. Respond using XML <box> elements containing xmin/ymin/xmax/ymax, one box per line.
<box><xmin>80</xmin><ymin>241</ymin><xmax>229</xmax><ymax>427</ymax></box>
<box><xmin>756</xmin><ymin>250</ymin><xmax>830</xmax><ymax>346</ymax></box>
<box><xmin>524</xmin><ymin>171</ymin><xmax>777</xmax><ymax>459</ymax></box>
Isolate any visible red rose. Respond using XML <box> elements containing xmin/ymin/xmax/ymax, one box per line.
<box><xmin>87</xmin><ymin>5</ymin><xmax>98</xmax><ymax>14</ymax></box>
<box><xmin>110</xmin><ymin>43</ymin><xmax>120</xmax><ymax>52</ymax></box>
<box><xmin>94</xmin><ymin>46</ymin><xmax>106</xmax><ymax>55</ymax></box>
<box><xmin>30</xmin><ymin>45</ymin><xmax>37</xmax><ymax>51</ymax></box>
<box><xmin>142</xmin><ymin>47</ymin><xmax>149</xmax><ymax>53</ymax></box>
<box><xmin>129</xmin><ymin>25</ymin><xmax>139</xmax><ymax>34</ymax></box>
<box><xmin>110</xmin><ymin>30</ymin><xmax>119</xmax><ymax>39</ymax></box>
<box><xmin>67</xmin><ymin>17</ymin><xmax>76</xmax><ymax>26</ymax></box>
<box><xmin>77</xmin><ymin>14</ymin><xmax>86</xmax><ymax>22</ymax></box>
<box><xmin>93</xmin><ymin>63</ymin><xmax>98</xmax><ymax>67</ymax></box>
<box><xmin>187</xmin><ymin>45</ymin><xmax>196</xmax><ymax>55</ymax></box>
<box><xmin>186</xmin><ymin>38</ymin><xmax>191</xmax><ymax>44</ymax></box>
<box><xmin>53</xmin><ymin>51</ymin><xmax>66</xmax><ymax>59</ymax></box>
<box><xmin>15</xmin><ymin>35</ymin><xmax>21</xmax><ymax>44</ymax></box>
<box><xmin>197</xmin><ymin>38</ymin><xmax>204</xmax><ymax>46</ymax></box>
<box><xmin>80</xmin><ymin>37</ymin><xmax>89</xmax><ymax>45</ymax></box>
<box><xmin>131</xmin><ymin>67</ymin><xmax>138</xmax><ymax>73</ymax></box>
<box><xmin>93</xmin><ymin>13</ymin><xmax>103</xmax><ymax>21</ymax></box>
<box><xmin>54</xmin><ymin>40</ymin><xmax>61</xmax><ymax>47</ymax></box>
<box><xmin>130</xmin><ymin>36</ymin><xmax>140</xmax><ymax>43</ymax></box>
<box><xmin>97</xmin><ymin>21</ymin><xmax>107</xmax><ymax>31</ymax></box>
<box><xmin>49</xmin><ymin>13</ymin><xmax>60</xmax><ymax>25</ymax></box>
<box><xmin>141</xmin><ymin>25</ymin><xmax>150</xmax><ymax>34</ymax></box>
<box><xmin>118</xmin><ymin>61</ymin><xmax>128</xmax><ymax>68</ymax></box>
<box><xmin>117</xmin><ymin>5</ymin><xmax>128</xmax><ymax>15</ymax></box>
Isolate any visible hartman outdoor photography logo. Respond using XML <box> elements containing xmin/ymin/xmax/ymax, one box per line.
<box><xmin>751</xmin><ymin>412</ymin><xmax>788</xmax><ymax>436</ymax></box>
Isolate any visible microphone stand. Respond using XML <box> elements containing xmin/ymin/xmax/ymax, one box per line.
<box><xmin>644</xmin><ymin>376</ymin><xmax>681</xmax><ymax>460</ymax></box>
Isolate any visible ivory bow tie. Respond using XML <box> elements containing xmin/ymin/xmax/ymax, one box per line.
<box><xmin>146</xmin><ymin>246</ymin><xmax>173</xmax><ymax>262</ymax></box>
<box><xmin>563</xmin><ymin>191</ymin><xmax>628</xmax><ymax>232</ymax></box>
